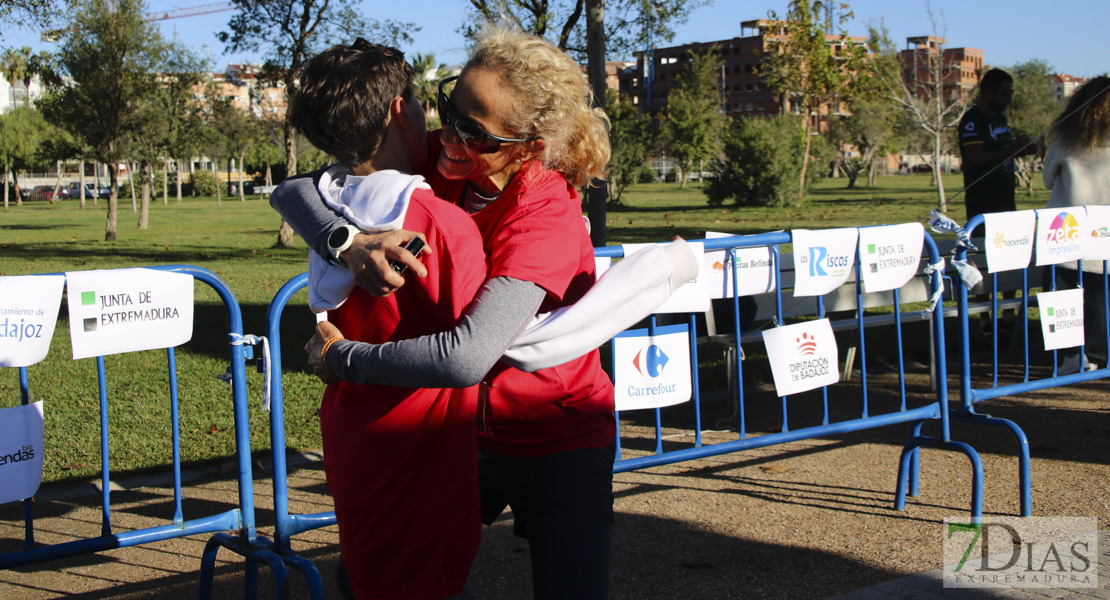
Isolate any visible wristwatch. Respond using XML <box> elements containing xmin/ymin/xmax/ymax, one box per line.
<box><xmin>327</xmin><ymin>224</ymin><xmax>360</xmax><ymax>266</ymax></box>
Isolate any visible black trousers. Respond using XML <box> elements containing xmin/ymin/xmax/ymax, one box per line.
<box><xmin>479</xmin><ymin>444</ymin><xmax>616</xmax><ymax>600</ymax></box>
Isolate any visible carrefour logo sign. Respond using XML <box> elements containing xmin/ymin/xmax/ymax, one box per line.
<box><xmin>631</xmin><ymin>344</ymin><xmax>669</xmax><ymax>378</ymax></box>
<box><xmin>613</xmin><ymin>324</ymin><xmax>692</xmax><ymax>411</ymax></box>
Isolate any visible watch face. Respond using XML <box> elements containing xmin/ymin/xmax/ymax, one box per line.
<box><xmin>328</xmin><ymin>227</ymin><xmax>351</xmax><ymax>252</ymax></box>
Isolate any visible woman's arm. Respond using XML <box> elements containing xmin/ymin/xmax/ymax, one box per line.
<box><xmin>321</xmin><ymin>277</ymin><xmax>547</xmax><ymax>387</ymax></box>
<box><xmin>269</xmin><ymin>175</ymin><xmax>428</xmax><ymax>295</ymax></box>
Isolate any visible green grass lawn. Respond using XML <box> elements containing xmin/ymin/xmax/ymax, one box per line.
<box><xmin>1</xmin><ymin>175</ymin><xmax>1051</xmax><ymax>485</ymax></box>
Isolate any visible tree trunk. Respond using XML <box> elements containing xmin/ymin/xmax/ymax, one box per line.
<box><xmin>798</xmin><ymin>112</ymin><xmax>814</xmax><ymax>205</ymax></box>
<box><xmin>238</xmin><ymin>154</ymin><xmax>245</xmax><ymax>201</ymax></box>
<box><xmin>127</xmin><ymin>164</ymin><xmax>137</xmax><ymax>213</ymax></box>
<box><xmin>162</xmin><ymin>158</ymin><xmax>168</xmax><ymax>205</ymax></box>
<box><xmin>138</xmin><ymin>160</ymin><xmax>150</xmax><ymax>230</ymax></box>
<box><xmin>3</xmin><ymin>168</ymin><xmax>8</xmax><ymax>209</ymax></box>
<box><xmin>106</xmin><ymin>168</ymin><xmax>119</xmax><ymax>242</ymax></box>
<box><xmin>78</xmin><ymin>158</ymin><xmax>86</xmax><ymax>209</ymax></box>
<box><xmin>50</xmin><ymin>160</ymin><xmax>62</xmax><ymax>205</ymax></box>
<box><xmin>277</xmin><ymin>106</ymin><xmax>298</xmax><ymax>248</ymax></box>
<box><xmin>265</xmin><ymin>159</ymin><xmax>272</xmax><ymax>186</ymax></box>
<box><xmin>13</xmin><ymin>171</ymin><xmax>22</xmax><ymax>206</ymax></box>
<box><xmin>175</xmin><ymin>159</ymin><xmax>182</xmax><ymax>202</ymax></box>
<box><xmin>933</xmin><ymin>130</ymin><xmax>947</xmax><ymax>213</ymax></box>
<box><xmin>584</xmin><ymin>0</ymin><xmax>607</xmax><ymax>247</ymax></box>
<box><xmin>214</xmin><ymin>159</ymin><xmax>222</xmax><ymax>208</ymax></box>
<box><xmin>189</xmin><ymin>160</ymin><xmax>197</xmax><ymax>196</ymax></box>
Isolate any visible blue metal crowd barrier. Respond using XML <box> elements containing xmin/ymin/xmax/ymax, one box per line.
<box><xmin>949</xmin><ymin>213</ymin><xmax>1110</xmax><ymax>517</ymax></box>
<box><xmin>253</xmin><ymin>230</ymin><xmax>990</xmax><ymax>593</ymax></box>
<box><xmin>596</xmin><ymin>232</ymin><xmax>984</xmax><ymax>516</ymax></box>
<box><xmin>0</xmin><ymin>265</ymin><xmax>283</xmax><ymax>599</ymax></box>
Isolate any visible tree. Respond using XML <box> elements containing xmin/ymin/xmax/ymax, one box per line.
<box><xmin>411</xmin><ymin>52</ymin><xmax>450</xmax><ymax>119</ymax></box>
<box><xmin>1</xmin><ymin>46</ymin><xmax>30</xmax><ymax>108</ymax></box>
<box><xmin>39</xmin><ymin>0</ymin><xmax>167</xmax><ymax>241</ymax></box>
<box><xmin>760</xmin><ymin>1</ymin><xmax>869</xmax><ymax>204</ymax></box>
<box><xmin>705</xmin><ymin>115</ymin><xmax>830</xmax><ymax>207</ymax></box>
<box><xmin>826</xmin><ymin>95</ymin><xmax>901</xmax><ymax>188</ymax></box>
<box><xmin>660</xmin><ymin>47</ymin><xmax>726</xmax><ymax>189</ymax></box>
<box><xmin>0</xmin><ymin>0</ymin><xmax>60</xmax><ymax>32</ymax></box>
<box><xmin>461</xmin><ymin>0</ymin><xmax>707</xmax><ymax>61</ymax></box>
<box><xmin>219</xmin><ymin>0</ymin><xmax>415</xmax><ymax>247</ymax></box>
<box><xmin>604</xmin><ymin>89</ymin><xmax>653</xmax><ymax>203</ymax></box>
<box><xmin>1007</xmin><ymin>58</ymin><xmax>1057</xmax><ymax>195</ymax></box>
<box><xmin>869</xmin><ymin>10</ymin><xmax>969</xmax><ymax>213</ymax></box>
<box><xmin>0</xmin><ymin>105</ymin><xmax>46</xmax><ymax>208</ymax></box>
<box><xmin>154</xmin><ymin>44</ymin><xmax>205</xmax><ymax>205</ymax></box>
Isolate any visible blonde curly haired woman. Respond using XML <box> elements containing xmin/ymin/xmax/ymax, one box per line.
<box><xmin>1045</xmin><ymin>75</ymin><xmax>1110</xmax><ymax>373</ymax></box>
<box><xmin>274</xmin><ymin>26</ymin><xmax>617</xmax><ymax>599</ymax></box>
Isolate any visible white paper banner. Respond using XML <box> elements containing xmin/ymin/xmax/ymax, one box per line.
<box><xmin>0</xmin><ymin>401</ymin><xmax>45</xmax><ymax>504</ymax></box>
<box><xmin>792</xmin><ymin>228</ymin><xmax>859</xmax><ymax>297</ymax></box>
<box><xmin>983</xmin><ymin>211</ymin><xmax>1035</xmax><ymax>273</ymax></box>
<box><xmin>1037</xmin><ymin>289</ymin><xmax>1085</xmax><ymax>351</ymax></box>
<box><xmin>594</xmin><ymin>256</ymin><xmax>612</xmax><ymax>281</ymax></box>
<box><xmin>612</xmin><ymin>324</ymin><xmax>692</xmax><ymax>411</ymax></box>
<box><xmin>703</xmin><ymin>232</ymin><xmax>776</xmax><ymax>298</ymax></box>
<box><xmin>859</xmin><ymin>223</ymin><xmax>925</xmax><ymax>293</ymax></box>
<box><xmin>1035</xmin><ymin>208</ymin><xmax>1086</xmax><ymax>266</ymax></box>
<box><xmin>762</xmin><ymin>319</ymin><xmax>840</xmax><ymax>396</ymax></box>
<box><xmin>1084</xmin><ymin>205</ymin><xmax>1110</xmax><ymax>262</ymax></box>
<box><xmin>66</xmin><ymin>269</ymin><xmax>195</xmax><ymax>360</ymax></box>
<box><xmin>621</xmin><ymin>242</ymin><xmax>710</xmax><ymax>313</ymax></box>
<box><xmin>0</xmin><ymin>276</ymin><xmax>64</xmax><ymax>368</ymax></box>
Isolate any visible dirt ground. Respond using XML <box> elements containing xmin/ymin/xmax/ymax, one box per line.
<box><xmin>1</xmin><ymin>356</ymin><xmax>1108</xmax><ymax>599</ymax></box>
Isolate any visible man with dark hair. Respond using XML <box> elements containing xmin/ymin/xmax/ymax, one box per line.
<box><xmin>289</xmin><ymin>39</ymin><xmax>488</xmax><ymax>600</ymax></box>
<box><xmin>958</xmin><ymin>68</ymin><xmax>1037</xmax><ymax>228</ymax></box>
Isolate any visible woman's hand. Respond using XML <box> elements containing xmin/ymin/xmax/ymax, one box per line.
<box><xmin>341</xmin><ymin>230</ymin><xmax>432</xmax><ymax>297</ymax></box>
<box><xmin>306</xmin><ymin>321</ymin><xmax>345</xmax><ymax>384</ymax></box>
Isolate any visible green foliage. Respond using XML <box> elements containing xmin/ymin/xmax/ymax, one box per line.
<box><xmin>0</xmin><ymin>0</ymin><xmax>59</xmax><ymax>31</ymax></box>
<box><xmin>761</xmin><ymin>1</ymin><xmax>870</xmax><ymax>203</ymax></box>
<box><xmin>0</xmin><ymin>105</ymin><xmax>47</xmax><ymax>186</ymax></box>
<box><xmin>637</xmin><ymin>163</ymin><xmax>657</xmax><ymax>183</ymax></box>
<box><xmin>1008</xmin><ymin>58</ymin><xmax>1057</xmax><ymax>194</ymax></box>
<box><xmin>461</xmin><ymin>0</ymin><xmax>709</xmax><ymax>60</ymax></box>
<box><xmin>661</xmin><ymin>47</ymin><xmax>726</xmax><ymax>188</ymax></box>
<box><xmin>411</xmin><ymin>52</ymin><xmax>450</xmax><ymax>116</ymax></box>
<box><xmin>705</xmin><ymin>115</ymin><xmax>822</xmax><ymax>207</ymax></box>
<box><xmin>191</xmin><ymin>170</ymin><xmax>218</xmax><ymax>196</ymax></box>
<box><xmin>605</xmin><ymin>89</ymin><xmax>654</xmax><ymax>203</ymax></box>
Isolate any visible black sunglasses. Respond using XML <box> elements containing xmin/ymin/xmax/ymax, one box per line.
<box><xmin>437</xmin><ymin>76</ymin><xmax>538</xmax><ymax>154</ymax></box>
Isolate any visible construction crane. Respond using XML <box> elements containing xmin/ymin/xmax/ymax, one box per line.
<box><xmin>42</xmin><ymin>2</ymin><xmax>236</xmax><ymax>41</ymax></box>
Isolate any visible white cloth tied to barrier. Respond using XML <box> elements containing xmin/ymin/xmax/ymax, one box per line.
<box><xmin>949</xmin><ymin>259</ymin><xmax>984</xmax><ymax>292</ymax></box>
<box><xmin>921</xmin><ymin>259</ymin><xmax>946</xmax><ymax>318</ymax></box>
<box><xmin>928</xmin><ymin>209</ymin><xmax>977</xmax><ymax>252</ymax></box>
<box><xmin>224</xmin><ymin>333</ymin><xmax>272</xmax><ymax>411</ymax></box>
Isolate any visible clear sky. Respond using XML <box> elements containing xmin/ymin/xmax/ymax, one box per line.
<box><xmin>2</xmin><ymin>0</ymin><xmax>1106</xmax><ymax>78</ymax></box>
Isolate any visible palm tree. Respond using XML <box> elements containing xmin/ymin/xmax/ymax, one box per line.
<box><xmin>1</xmin><ymin>47</ymin><xmax>31</xmax><ymax>108</ymax></box>
<box><xmin>410</xmin><ymin>52</ymin><xmax>450</xmax><ymax>119</ymax></box>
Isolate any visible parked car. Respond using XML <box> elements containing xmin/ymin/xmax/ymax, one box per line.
<box><xmin>28</xmin><ymin>185</ymin><xmax>60</xmax><ymax>202</ymax></box>
<box><xmin>66</xmin><ymin>182</ymin><xmax>112</xmax><ymax>199</ymax></box>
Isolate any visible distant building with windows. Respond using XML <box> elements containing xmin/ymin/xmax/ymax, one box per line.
<box><xmin>898</xmin><ymin>36</ymin><xmax>983</xmax><ymax>102</ymax></box>
<box><xmin>1051</xmin><ymin>73</ymin><xmax>1089</xmax><ymax>102</ymax></box>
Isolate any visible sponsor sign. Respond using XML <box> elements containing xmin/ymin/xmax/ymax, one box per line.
<box><xmin>1082</xmin><ymin>205</ymin><xmax>1110</xmax><ymax>262</ymax></box>
<box><xmin>983</xmin><ymin>211</ymin><xmax>1036</xmax><ymax>273</ymax></box>
<box><xmin>858</xmin><ymin>223</ymin><xmax>925</xmax><ymax>293</ymax></box>
<box><xmin>792</xmin><ymin>228</ymin><xmax>858</xmax><ymax>297</ymax></box>
<box><xmin>1035</xmin><ymin>208</ymin><xmax>1086</xmax><ymax>266</ymax></box>
<box><xmin>0</xmin><ymin>276</ymin><xmax>64</xmax><ymax>368</ymax></box>
<box><xmin>612</xmin><ymin>324</ymin><xmax>692</xmax><ymax>411</ymax></box>
<box><xmin>1036</xmin><ymin>289</ymin><xmax>1085</xmax><ymax>351</ymax></box>
<box><xmin>0</xmin><ymin>401</ymin><xmax>45</xmax><ymax>505</ymax></box>
<box><xmin>943</xmin><ymin>516</ymin><xmax>1097</xmax><ymax>589</ymax></box>
<box><xmin>703</xmin><ymin>232</ymin><xmax>776</xmax><ymax>298</ymax></box>
<box><xmin>621</xmin><ymin>242</ymin><xmax>710</xmax><ymax>313</ymax></box>
<box><xmin>762</xmin><ymin>319</ymin><xmax>839</xmax><ymax>396</ymax></box>
<box><xmin>66</xmin><ymin>269</ymin><xmax>194</xmax><ymax>360</ymax></box>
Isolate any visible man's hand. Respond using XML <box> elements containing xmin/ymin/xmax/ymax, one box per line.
<box><xmin>306</xmin><ymin>321</ymin><xmax>345</xmax><ymax>384</ymax></box>
<box><xmin>340</xmin><ymin>229</ymin><xmax>433</xmax><ymax>297</ymax></box>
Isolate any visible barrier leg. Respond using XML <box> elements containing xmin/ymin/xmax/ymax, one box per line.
<box><xmin>895</xmin><ymin>437</ymin><xmax>983</xmax><ymax>518</ymax></box>
<box><xmin>909</xmin><ymin>421</ymin><xmax>924</xmax><ymax>498</ymax></box>
<box><xmin>198</xmin><ymin>533</ymin><xmax>227</xmax><ymax>600</ymax></box>
<box><xmin>282</xmin><ymin>553</ymin><xmax>327</xmax><ymax>600</ymax></box>
<box><xmin>953</xmin><ymin>411</ymin><xmax>1032</xmax><ymax>517</ymax></box>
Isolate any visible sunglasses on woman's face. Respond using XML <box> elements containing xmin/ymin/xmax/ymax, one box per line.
<box><xmin>437</xmin><ymin>76</ymin><xmax>538</xmax><ymax>154</ymax></box>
